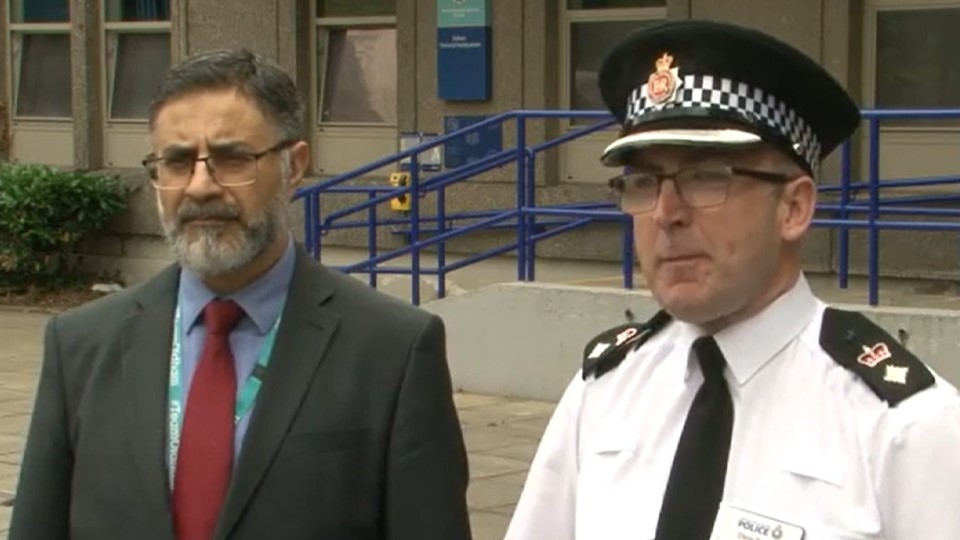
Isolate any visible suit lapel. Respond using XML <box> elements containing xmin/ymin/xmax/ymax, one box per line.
<box><xmin>119</xmin><ymin>264</ymin><xmax>181</xmax><ymax>539</ymax></box>
<box><xmin>215</xmin><ymin>247</ymin><xmax>339</xmax><ymax>540</ymax></box>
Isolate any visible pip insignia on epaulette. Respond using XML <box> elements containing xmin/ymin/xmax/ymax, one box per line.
<box><xmin>820</xmin><ymin>307</ymin><xmax>935</xmax><ymax>406</ymax></box>
<box><xmin>582</xmin><ymin>310</ymin><xmax>672</xmax><ymax>380</ymax></box>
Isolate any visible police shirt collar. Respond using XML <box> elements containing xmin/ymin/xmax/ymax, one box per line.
<box><xmin>684</xmin><ymin>274</ymin><xmax>818</xmax><ymax>386</ymax></box>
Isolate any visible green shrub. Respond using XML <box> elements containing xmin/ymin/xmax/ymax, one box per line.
<box><xmin>0</xmin><ymin>163</ymin><xmax>129</xmax><ymax>287</ymax></box>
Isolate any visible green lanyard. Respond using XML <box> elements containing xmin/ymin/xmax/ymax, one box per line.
<box><xmin>167</xmin><ymin>301</ymin><xmax>283</xmax><ymax>489</ymax></box>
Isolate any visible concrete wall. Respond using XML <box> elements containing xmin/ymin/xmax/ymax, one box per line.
<box><xmin>424</xmin><ymin>282</ymin><xmax>960</xmax><ymax>402</ymax></box>
<box><xmin>181</xmin><ymin>0</ymin><xmax>302</xmax><ymax>71</ymax></box>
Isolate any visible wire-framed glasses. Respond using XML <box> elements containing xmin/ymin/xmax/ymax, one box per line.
<box><xmin>143</xmin><ymin>140</ymin><xmax>291</xmax><ymax>190</ymax></box>
<box><xmin>608</xmin><ymin>165</ymin><xmax>794</xmax><ymax>214</ymax></box>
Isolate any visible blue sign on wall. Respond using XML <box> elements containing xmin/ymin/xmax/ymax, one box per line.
<box><xmin>436</xmin><ymin>0</ymin><xmax>491</xmax><ymax>102</ymax></box>
<box><xmin>437</xmin><ymin>26</ymin><xmax>491</xmax><ymax>101</ymax></box>
<box><xmin>443</xmin><ymin>115</ymin><xmax>502</xmax><ymax>170</ymax></box>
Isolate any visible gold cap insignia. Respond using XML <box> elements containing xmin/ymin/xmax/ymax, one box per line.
<box><xmin>646</xmin><ymin>52</ymin><xmax>679</xmax><ymax>105</ymax></box>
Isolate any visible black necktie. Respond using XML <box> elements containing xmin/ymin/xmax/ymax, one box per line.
<box><xmin>654</xmin><ymin>335</ymin><xmax>735</xmax><ymax>540</ymax></box>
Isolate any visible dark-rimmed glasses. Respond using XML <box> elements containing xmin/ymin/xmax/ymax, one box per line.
<box><xmin>143</xmin><ymin>140</ymin><xmax>292</xmax><ymax>190</ymax></box>
<box><xmin>608</xmin><ymin>165</ymin><xmax>795</xmax><ymax>214</ymax></box>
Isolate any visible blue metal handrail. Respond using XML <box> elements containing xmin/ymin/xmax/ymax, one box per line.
<box><xmin>293</xmin><ymin>110</ymin><xmax>624</xmax><ymax>304</ymax></box>
<box><xmin>834</xmin><ymin>108</ymin><xmax>960</xmax><ymax>305</ymax></box>
<box><xmin>294</xmin><ymin>107</ymin><xmax>960</xmax><ymax>306</ymax></box>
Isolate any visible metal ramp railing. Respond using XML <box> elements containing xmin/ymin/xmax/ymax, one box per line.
<box><xmin>293</xmin><ymin>108</ymin><xmax>960</xmax><ymax>306</ymax></box>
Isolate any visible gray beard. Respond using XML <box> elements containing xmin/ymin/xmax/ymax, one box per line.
<box><xmin>159</xmin><ymin>191</ymin><xmax>286</xmax><ymax>278</ymax></box>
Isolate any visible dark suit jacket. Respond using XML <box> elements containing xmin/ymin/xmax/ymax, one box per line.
<box><xmin>9</xmin><ymin>245</ymin><xmax>472</xmax><ymax>540</ymax></box>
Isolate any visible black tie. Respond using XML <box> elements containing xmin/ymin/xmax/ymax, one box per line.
<box><xmin>654</xmin><ymin>335</ymin><xmax>735</xmax><ymax>540</ymax></box>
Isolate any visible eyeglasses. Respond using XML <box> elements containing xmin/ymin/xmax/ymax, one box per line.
<box><xmin>142</xmin><ymin>140</ymin><xmax>291</xmax><ymax>190</ymax></box>
<box><xmin>608</xmin><ymin>165</ymin><xmax>794</xmax><ymax>214</ymax></box>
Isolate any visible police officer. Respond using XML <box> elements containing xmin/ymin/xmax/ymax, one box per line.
<box><xmin>504</xmin><ymin>19</ymin><xmax>960</xmax><ymax>540</ymax></box>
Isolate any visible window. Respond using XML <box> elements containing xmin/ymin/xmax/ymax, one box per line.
<box><xmin>874</xmin><ymin>7</ymin><xmax>960</xmax><ymax>110</ymax></box>
<box><xmin>105</xmin><ymin>0</ymin><xmax>170</xmax><ymax>21</ymax></box>
<box><xmin>104</xmin><ymin>0</ymin><xmax>171</xmax><ymax>121</ymax></box>
<box><xmin>567</xmin><ymin>0</ymin><xmax>665</xmax><ymax>8</ymax></box>
<box><xmin>9</xmin><ymin>0</ymin><xmax>72</xmax><ymax>119</ymax></box>
<box><xmin>563</xmin><ymin>1</ymin><xmax>666</xmax><ymax>124</ymax></box>
<box><xmin>12</xmin><ymin>0</ymin><xmax>70</xmax><ymax>22</ymax></box>
<box><xmin>316</xmin><ymin>1</ymin><xmax>397</xmax><ymax>125</ymax></box>
<box><xmin>317</xmin><ymin>0</ymin><xmax>394</xmax><ymax>18</ymax></box>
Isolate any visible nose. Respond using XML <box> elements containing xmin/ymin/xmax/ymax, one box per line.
<box><xmin>651</xmin><ymin>179</ymin><xmax>692</xmax><ymax>229</ymax></box>
<box><xmin>182</xmin><ymin>158</ymin><xmax>223</xmax><ymax>199</ymax></box>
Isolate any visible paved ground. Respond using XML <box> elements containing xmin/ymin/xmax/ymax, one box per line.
<box><xmin>0</xmin><ymin>310</ymin><xmax>548</xmax><ymax>539</ymax></box>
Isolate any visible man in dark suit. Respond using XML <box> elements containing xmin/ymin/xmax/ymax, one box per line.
<box><xmin>9</xmin><ymin>48</ymin><xmax>472</xmax><ymax>540</ymax></box>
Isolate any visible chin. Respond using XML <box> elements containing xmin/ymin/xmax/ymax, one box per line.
<box><xmin>179</xmin><ymin>244</ymin><xmax>256</xmax><ymax>277</ymax></box>
<box><xmin>171</xmin><ymin>232</ymin><xmax>270</xmax><ymax>278</ymax></box>
<box><xmin>651</xmin><ymin>281</ymin><xmax>721</xmax><ymax>324</ymax></box>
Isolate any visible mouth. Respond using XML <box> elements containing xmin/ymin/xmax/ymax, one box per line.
<box><xmin>183</xmin><ymin>216</ymin><xmax>236</xmax><ymax>224</ymax></box>
<box><xmin>182</xmin><ymin>217</ymin><xmax>237</xmax><ymax>227</ymax></box>
<box><xmin>659</xmin><ymin>254</ymin><xmax>707</xmax><ymax>265</ymax></box>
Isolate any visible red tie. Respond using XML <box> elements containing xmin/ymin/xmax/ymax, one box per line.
<box><xmin>173</xmin><ymin>299</ymin><xmax>245</xmax><ymax>540</ymax></box>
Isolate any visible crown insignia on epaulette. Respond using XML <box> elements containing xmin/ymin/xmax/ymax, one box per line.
<box><xmin>820</xmin><ymin>308</ymin><xmax>934</xmax><ymax>406</ymax></box>
<box><xmin>857</xmin><ymin>342</ymin><xmax>891</xmax><ymax>367</ymax></box>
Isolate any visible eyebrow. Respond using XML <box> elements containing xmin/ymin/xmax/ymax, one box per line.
<box><xmin>158</xmin><ymin>140</ymin><xmax>252</xmax><ymax>158</ymax></box>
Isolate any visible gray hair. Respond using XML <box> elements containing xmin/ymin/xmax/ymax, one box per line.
<box><xmin>148</xmin><ymin>48</ymin><xmax>306</xmax><ymax>143</ymax></box>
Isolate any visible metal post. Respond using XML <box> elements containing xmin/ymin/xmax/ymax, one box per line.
<box><xmin>311</xmin><ymin>193</ymin><xmax>322</xmax><ymax>260</ymax></box>
<box><xmin>525</xmin><ymin>150</ymin><xmax>537</xmax><ymax>281</ymax></box>
<box><xmin>838</xmin><ymin>138</ymin><xmax>852</xmax><ymax>289</ymax></box>
<box><xmin>410</xmin><ymin>154</ymin><xmax>421</xmax><ymax>306</ymax></box>
<box><xmin>516</xmin><ymin>115</ymin><xmax>527</xmax><ymax>281</ymax></box>
<box><xmin>303</xmin><ymin>193</ymin><xmax>314</xmax><ymax>258</ymax></box>
<box><xmin>867</xmin><ymin>117</ymin><xmax>880</xmax><ymax>306</ymax></box>
<box><xmin>622</xmin><ymin>216</ymin><xmax>634</xmax><ymax>289</ymax></box>
<box><xmin>367</xmin><ymin>191</ymin><xmax>378</xmax><ymax>288</ymax></box>
<box><xmin>437</xmin><ymin>184</ymin><xmax>447</xmax><ymax>299</ymax></box>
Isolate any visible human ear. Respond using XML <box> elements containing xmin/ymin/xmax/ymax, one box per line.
<box><xmin>285</xmin><ymin>141</ymin><xmax>311</xmax><ymax>192</ymax></box>
<box><xmin>779</xmin><ymin>176</ymin><xmax>816</xmax><ymax>242</ymax></box>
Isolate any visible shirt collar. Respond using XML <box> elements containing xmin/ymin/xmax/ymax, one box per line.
<box><xmin>178</xmin><ymin>235</ymin><xmax>296</xmax><ymax>334</ymax></box>
<box><xmin>681</xmin><ymin>273</ymin><xmax>819</xmax><ymax>386</ymax></box>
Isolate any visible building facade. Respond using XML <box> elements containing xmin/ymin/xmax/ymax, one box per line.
<box><xmin>2</xmin><ymin>0</ymin><xmax>960</xmax><ymax>282</ymax></box>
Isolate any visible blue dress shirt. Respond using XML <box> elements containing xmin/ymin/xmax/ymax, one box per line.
<box><xmin>174</xmin><ymin>236</ymin><xmax>295</xmax><ymax>462</ymax></box>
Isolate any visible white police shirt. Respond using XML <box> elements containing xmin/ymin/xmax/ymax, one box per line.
<box><xmin>504</xmin><ymin>276</ymin><xmax>960</xmax><ymax>540</ymax></box>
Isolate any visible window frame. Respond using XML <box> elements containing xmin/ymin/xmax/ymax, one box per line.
<box><xmin>8</xmin><ymin>14</ymin><xmax>72</xmax><ymax>122</ymax></box>
<box><xmin>863</xmin><ymin>0</ymin><xmax>960</xmax><ymax>130</ymax></box>
<box><xmin>559</xmin><ymin>4</ymin><xmax>667</xmax><ymax>129</ymax></box>
<box><xmin>101</xmin><ymin>1</ymin><xmax>171</xmax><ymax>125</ymax></box>
<box><xmin>314</xmin><ymin>14</ymin><xmax>398</xmax><ymax>128</ymax></box>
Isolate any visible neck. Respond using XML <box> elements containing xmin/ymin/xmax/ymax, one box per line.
<box><xmin>201</xmin><ymin>234</ymin><xmax>289</xmax><ymax>295</ymax></box>
<box><xmin>699</xmin><ymin>259</ymin><xmax>801</xmax><ymax>335</ymax></box>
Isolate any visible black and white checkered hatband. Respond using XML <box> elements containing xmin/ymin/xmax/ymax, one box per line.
<box><xmin>624</xmin><ymin>73</ymin><xmax>822</xmax><ymax>178</ymax></box>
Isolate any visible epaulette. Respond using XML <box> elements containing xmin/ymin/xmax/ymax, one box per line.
<box><xmin>820</xmin><ymin>307</ymin><xmax>935</xmax><ymax>406</ymax></box>
<box><xmin>582</xmin><ymin>310</ymin><xmax>672</xmax><ymax>380</ymax></box>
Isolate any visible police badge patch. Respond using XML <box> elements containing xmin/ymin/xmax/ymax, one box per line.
<box><xmin>646</xmin><ymin>52</ymin><xmax>681</xmax><ymax>105</ymax></box>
